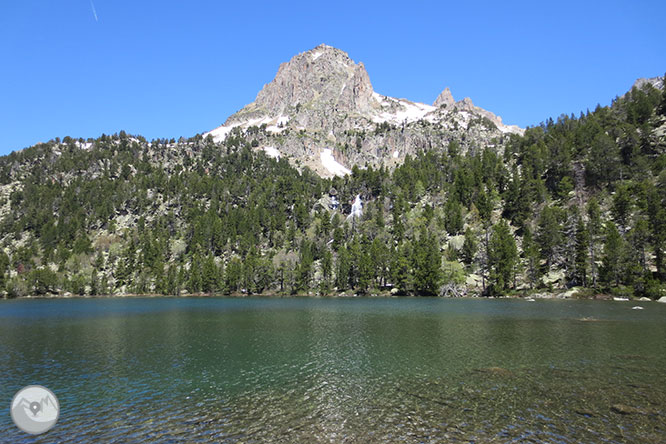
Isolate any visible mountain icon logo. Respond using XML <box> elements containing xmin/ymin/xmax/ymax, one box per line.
<box><xmin>10</xmin><ymin>385</ymin><xmax>59</xmax><ymax>435</ymax></box>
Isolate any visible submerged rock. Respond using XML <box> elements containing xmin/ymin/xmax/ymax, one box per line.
<box><xmin>575</xmin><ymin>408</ymin><xmax>596</xmax><ymax>417</ymax></box>
<box><xmin>474</xmin><ymin>367</ymin><xmax>513</xmax><ymax>377</ymax></box>
<box><xmin>611</xmin><ymin>404</ymin><xmax>648</xmax><ymax>415</ymax></box>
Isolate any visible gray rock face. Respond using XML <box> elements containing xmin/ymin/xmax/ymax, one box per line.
<box><xmin>433</xmin><ymin>87</ymin><xmax>455</xmax><ymax>108</ymax></box>
<box><xmin>206</xmin><ymin>44</ymin><xmax>524</xmax><ymax>177</ymax></box>
<box><xmin>227</xmin><ymin>44</ymin><xmax>378</xmax><ymax>131</ymax></box>
<box><xmin>632</xmin><ymin>76</ymin><xmax>664</xmax><ymax>91</ymax></box>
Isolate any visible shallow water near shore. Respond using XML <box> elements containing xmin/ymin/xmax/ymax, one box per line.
<box><xmin>1</xmin><ymin>297</ymin><xmax>665</xmax><ymax>442</ymax></box>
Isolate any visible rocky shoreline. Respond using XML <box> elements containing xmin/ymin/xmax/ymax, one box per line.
<box><xmin>4</xmin><ymin>291</ymin><xmax>666</xmax><ymax>302</ymax></box>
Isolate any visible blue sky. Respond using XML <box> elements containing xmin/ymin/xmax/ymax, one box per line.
<box><xmin>1</xmin><ymin>0</ymin><xmax>664</xmax><ymax>154</ymax></box>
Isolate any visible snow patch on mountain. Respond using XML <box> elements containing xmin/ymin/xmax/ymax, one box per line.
<box><xmin>262</xmin><ymin>146</ymin><xmax>280</xmax><ymax>158</ymax></box>
<box><xmin>266</xmin><ymin>115</ymin><xmax>290</xmax><ymax>133</ymax></box>
<box><xmin>206</xmin><ymin>115</ymin><xmax>290</xmax><ymax>142</ymax></box>
<box><xmin>320</xmin><ymin>148</ymin><xmax>351</xmax><ymax>176</ymax></box>
<box><xmin>371</xmin><ymin>93</ymin><xmax>437</xmax><ymax>124</ymax></box>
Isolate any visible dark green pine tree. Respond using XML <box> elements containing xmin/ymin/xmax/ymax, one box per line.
<box><xmin>165</xmin><ymin>265</ymin><xmax>179</xmax><ymax>296</ymax></box>
<box><xmin>586</xmin><ymin>133</ymin><xmax>620</xmax><ymax>187</ymax></box>
<box><xmin>625</xmin><ymin>217</ymin><xmax>650</xmax><ymax>294</ymax></box>
<box><xmin>201</xmin><ymin>254</ymin><xmax>220</xmax><ymax>293</ymax></box>
<box><xmin>600</xmin><ymin>221</ymin><xmax>625</xmax><ymax>287</ymax></box>
<box><xmin>537</xmin><ymin>206</ymin><xmax>561</xmax><ymax>270</ymax></box>
<box><xmin>187</xmin><ymin>251</ymin><xmax>203</xmax><ymax>294</ymax></box>
<box><xmin>296</xmin><ymin>240</ymin><xmax>314</xmax><ymax>293</ymax></box>
<box><xmin>370</xmin><ymin>237</ymin><xmax>390</xmax><ymax>288</ymax></box>
<box><xmin>461</xmin><ymin>227</ymin><xmax>478</xmax><ymax>266</ymax></box>
<box><xmin>0</xmin><ymin>251</ymin><xmax>10</xmax><ymax>291</ymax></box>
<box><xmin>587</xmin><ymin>198</ymin><xmax>602</xmax><ymax>287</ymax></box>
<box><xmin>320</xmin><ymin>249</ymin><xmax>332</xmax><ymax>294</ymax></box>
<box><xmin>412</xmin><ymin>228</ymin><xmax>441</xmax><ymax>296</ymax></box>
<box><xmin>225</xmin><ymin>258</ymin><xmax>242</xmax><ymax>293</ymax></box>
<box><xmin>612</xmin><ymin>183</ymin><xmax>633</xmax><ymax>229</ymax></box>
<box><xmin>444</xmin><ymin>198</ymin><xmax>464</xmax><ymax>235</ymax></box>
<box><xmin>358</xmin><ymin>250</ymin><xmax>374</xmax><ymax>293</ymax></box>
<box><xmin>574</xmin><ymin>219</ymin><xmax>590</xmax><ymax>287</ymax></box>
<box><xmin>335</xmin><ymin>246</ymin><xmax>351</xmax><ymax>291</ymax></box>
<box><xmin>488</xmin><ymin>219</ymin><xmax>518</xmax><ymax>295</ymax></box>
<box><xmin>391</xmin><ymin>242</ymin><xmax>412</xmax><ymax>294</ymax></box>
<box><xmin>522</xmin><ymin>226</ymin><xmax>541</xmax><ymax>290</ymax></box>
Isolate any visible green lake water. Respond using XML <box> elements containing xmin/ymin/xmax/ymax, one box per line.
<box><xmin>1</xmin><ymin>297</ymin><xmax>665</xmax><ymax>443</ymax></box>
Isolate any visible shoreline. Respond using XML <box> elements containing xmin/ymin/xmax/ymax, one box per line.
<box><xmin>1</xmin><ymin>291</ymin><xmax>658</xmax><ymax>302</ymax></box>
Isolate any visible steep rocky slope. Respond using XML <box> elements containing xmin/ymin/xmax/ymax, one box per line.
<box><xmin>205</xmin><ymin>44</ymin><xmax>522</xmax><ymax>177</ymax></box>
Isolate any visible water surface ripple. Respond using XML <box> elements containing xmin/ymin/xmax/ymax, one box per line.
<box><xmin>0</xmin><ymin>297</ymin><xmax>664</xmax><ymax>442</ymax></box>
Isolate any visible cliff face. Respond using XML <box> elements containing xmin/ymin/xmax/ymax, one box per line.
<box><xmin>206</xmin><ymin>44</ymin><xmax>523</xmax><ymax>177</ymax></box>
<box><xmin>239</xmin><ymin>44</ymin><xmax>377</xmax><ymax>126</ymax></box>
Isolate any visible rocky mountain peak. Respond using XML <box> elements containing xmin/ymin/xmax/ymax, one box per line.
<box><xmin>433</xmin><ymin>87</ymin><xmax>455</xmax><ymax>108</ymax></box>
<box><xmin>226</xmin><ymin>44</ymin><xmax>376</xmax><ymax>128</ymax></box>
<box><xmin>205</xmin><ymin>44</ymin><xmax>524</xmax><ymax>178</ymax></box>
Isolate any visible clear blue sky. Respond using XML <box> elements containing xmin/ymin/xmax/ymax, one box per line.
<box><xmin>1</xmin><ymin>0</ymin><xmax>664</xmax><ymax>154</ymax></box>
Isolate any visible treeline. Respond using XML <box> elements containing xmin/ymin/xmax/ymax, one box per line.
<box><xmin>0</xmin><ymin>78</ymin><xmax>665</xmax><ymax>298</ymax></box>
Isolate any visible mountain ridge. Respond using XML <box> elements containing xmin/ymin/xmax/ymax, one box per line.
<box><xmin>205</xmin><ymin>44</ymin><xmax>523</xmax><ymax>177</ymax></box>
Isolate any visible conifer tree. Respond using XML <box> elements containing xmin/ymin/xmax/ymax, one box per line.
<box><xmin>320</xmin><ymin>249</ymin><xmax>332</xmax><ymax>293</ymax></box>
<box><xmin>444</xmin><ymin>198</ymin><xmax>464</xmax><ymax>235</ymax></box>
<box><xmin>391</xmin><ymin>242</ymin><xmax>412</xmax><ymax>294</ymax></box>
<box><xmin>187</xmin><ymin>251</ymin><xmax>203</xmax><ymax>294</ymax></box>
<box><xmin>201</xmin><ymin>254</ymin><xmax>219</xmax><ymax>293</ymax></box>
<box><xmin>574</xmin><ymin>219</ymin><xmax>590</xmax><ymax>287</ymax></box>
<box><xmin>412</xmin><ymin>228</ymin><xmax>441</xmax><ymax>295</ymax></box>
<box><xmin>522</xmin><ymin>226</ymin><xmax>541</xmax><ymax>289</ymax></box>
<box><xmin>601</xmin><ymin>222</ymin><xmax>625</xmax><ymax>287</ymax></box>
<box><xmin>537</xmin><ymin>206</ymin><xmax>561</xmax><ymax>269</ymax></box>
<box><xmin>225</xmin><ymin>258</ymin><xmax>242</xmax><ymax>293</ymax></box>
<box><xmin>488</xmin><ymin>219</ymin><xmax>518</xmax><ymax>294</ymax></box>
<box><xmin>335</xmin><ymin>246</ymin><xmax>351</xmax><ymax>291</ymax></box>
<box><xmin>585</xmin><ymin>198</ymin><xmax>602</xmax><ymax>287</ymax></box>
<box><xmin>461</xmin><ymin>228</ymin><xmax>478</xmax><ymax>266</ymax></box>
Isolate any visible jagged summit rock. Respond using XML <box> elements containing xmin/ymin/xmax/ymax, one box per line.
<box><xmin>433</xmin><ymin>87</ymin><xmax>455</xmax><ymax>108</ymax></box>
<box><xmin>227</xmin><ymin>44</ymin><xmax>376</xmax><ymax>128</ymax></box>
<box><xmin>205</xmin><ymin>44</ymin><xmax>523</xmax><ymax>177</ymax></box>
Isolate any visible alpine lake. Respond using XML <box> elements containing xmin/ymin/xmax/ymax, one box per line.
<box><xmin>1</xmin><ymin>297</ymin><xmax>665</xmax><ymax>443</ymax></box>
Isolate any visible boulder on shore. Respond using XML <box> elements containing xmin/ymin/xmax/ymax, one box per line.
<box><xmin>658</xmin><ymin>296</ymin><xmax>666</xmax><ymax>303</ymax></box>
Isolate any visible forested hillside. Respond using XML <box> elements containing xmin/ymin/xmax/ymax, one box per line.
<box><xmin>1</xmin><ymin>78</ymin><xmax>665</xmax><ymax>298</ymax></box>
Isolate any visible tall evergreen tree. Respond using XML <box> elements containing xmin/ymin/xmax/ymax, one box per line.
<box><xmin>411</xmin><ymin>228</ymin><xmax>441</xmax><ymax>295</ymax></box>
<box><xmin>601</xmin><ymin>222</ymin><xmax>625</xmax><ymax>287</ymax></box>
<box><xmin>522</xmin><ymin>226</ymin><xmax>541</xmax><ymax>289</ymax></box>
<box><xmin>488</xmin><ymin>219</ymin><xmax>518</xmax><ymax>294</ymax></box>
<box><xmin>461</xmin><ymin>227</ymin><xmax>478</xmax><ymax>266</ymax></box>
<box><xmin>391</xmin><ymin>243</ymin><xmax>412</xmax><ymax>294</ymax></box>
<box><xmin>537</xmin><ymin>206</ymin><xmax>561</xmax><ymax>270</ymax></box>
<box><xmin>335</xmin><ymin>246</ymin><xmax>351</xmax><ymax>291</ymax></box>
<box><xmin>574</xmin><ymin>219</ymin><xmax>590</xmax><ymax>287</ymax></box>
<box><xmin>587</xmin><ymin>198</ymin><xmax>602</xmax><ymax>287</ymax></box>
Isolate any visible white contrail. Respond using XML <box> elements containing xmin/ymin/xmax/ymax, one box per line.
<box><xmin>90</xmin><ymin>0</ymin><xmax>98</xmax><ymax>22</ymax></box>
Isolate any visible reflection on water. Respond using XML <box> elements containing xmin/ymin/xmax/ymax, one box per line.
<box><xmin>0</xmin><ymin>298</ymin><xmax>665</xmax><ymax>442</ymax></box>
